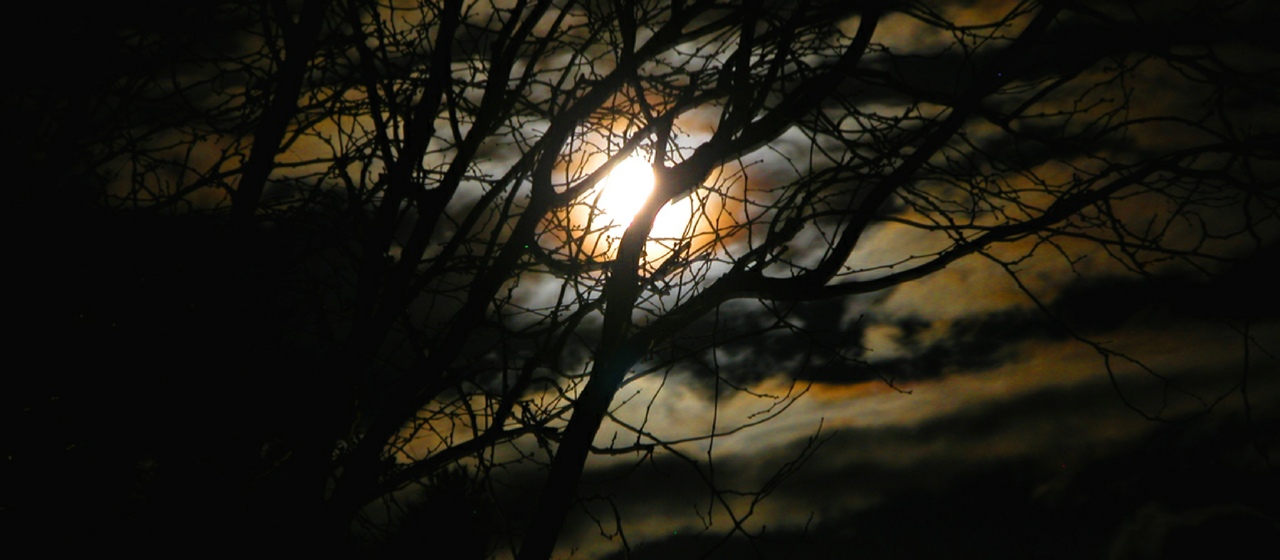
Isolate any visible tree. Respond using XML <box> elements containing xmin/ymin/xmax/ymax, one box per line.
<box><xmin>9</xmin><ymin>0</ymin><xmax>1278</xmax><ymax>557</ymax></box>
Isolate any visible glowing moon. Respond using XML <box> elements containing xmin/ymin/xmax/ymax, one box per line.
<box><xmin>595</xmin><ymin>156</ymin><xmax>655</xmax><ymax>229</ymax></box>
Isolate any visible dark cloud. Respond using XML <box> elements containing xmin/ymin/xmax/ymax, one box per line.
<box><xmin>609</xmin><ymin>428</ymin><xmax>1280</xmax><ymax>560</ymax></box>
<box><xmin>856</xmin><ymin>310</ymin><xmax>1067</xmax><ymax>382</ymax></box>
<box><xmin>582</xmin><ymin>367</ymin><xmax>1280</xmax><ymax>560</ymax></box>
<box><xmin>643</xmin><ymin>298</ymin><xmax>870</xmax><ymax>391</ymax></box>
<box><xmin>1051</xmin><ymin>244</ymin><xmax>1280</xmax><ymax>325</ymax></box>
<box><xmin>644</xmin><ymin>235</ymin><xmax>1277</xmax><ymax>395</ymax></box>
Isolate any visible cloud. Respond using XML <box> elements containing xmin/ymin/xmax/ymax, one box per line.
<box><xmin>551</xmin><ymin>308</ymin><xmax>1279</xmax><ymax>558</ymax></box>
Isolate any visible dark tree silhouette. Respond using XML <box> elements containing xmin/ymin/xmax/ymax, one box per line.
<box><xmin>8</xmin><ymin>0</ymin><xmax>1278</xmax><ymax>557</ymax></box>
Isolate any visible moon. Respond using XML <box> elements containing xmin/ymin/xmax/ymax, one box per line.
<box><xmin>595</xmin><ymin>156</ymin><xmax>655</xmax><ymax>230</ymax></box>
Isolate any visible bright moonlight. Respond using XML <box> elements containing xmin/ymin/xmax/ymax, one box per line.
<box><xmin>596</xmin><ymin>156</ymin><xmax>655</xmax><ymax>229</ymax></box>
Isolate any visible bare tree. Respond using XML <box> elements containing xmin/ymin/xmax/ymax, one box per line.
<box><xmin>15</xmin><ymin>0</ymin><xmax>1278</xmax><ymax>557</ymax></box>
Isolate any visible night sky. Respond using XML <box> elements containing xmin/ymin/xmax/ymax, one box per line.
<box><xmin>5</xmin><ymin>1</ymin><xmax>1279</xmax><ymax>558</ymax></box>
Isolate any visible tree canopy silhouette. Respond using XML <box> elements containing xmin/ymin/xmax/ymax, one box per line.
<box><xmin>9</xmin><ymin>0</ymin><xmax>1278</xmax><ymax>557</ymax></box>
